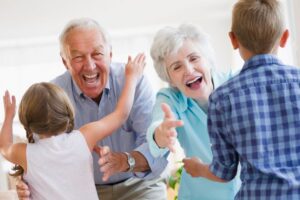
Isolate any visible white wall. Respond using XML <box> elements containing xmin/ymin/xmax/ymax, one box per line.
<box><xmin>0</xmin><ymin>0</ymin><xmax>298</xmax><ymax>191</ymax></box>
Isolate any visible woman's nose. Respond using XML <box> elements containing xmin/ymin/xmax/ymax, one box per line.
<box><xmin>185</xmin><ymin>62</ymin><xmax>194</xmax><ymax>74</ymax></box>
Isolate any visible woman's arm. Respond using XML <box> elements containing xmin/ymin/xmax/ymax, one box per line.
<box><xmin>80</xmin><ymin>53</ymin><xmax>146</xmax><ymax>151</ymax></box>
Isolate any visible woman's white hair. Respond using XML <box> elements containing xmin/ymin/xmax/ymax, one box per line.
<box><xmin>59</xmin><ymin>18</ymin><xmax>111</xmax><ymax>59</ymax></box>
<box><xmin>150</xmin><ymin>24</ymin><xmax>216</xmax><ymax>83</ymax></box>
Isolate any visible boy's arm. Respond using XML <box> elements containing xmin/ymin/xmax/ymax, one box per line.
<box><xmin>183</xmin><ymin>157</ymin><xmax>226</xmax><ymax>183</ymax></box>
<box><xmin>80</xmin><ymin>53</ymin><xmax>146</xmax><ymax>151</ymax></box>
<box><xmin>0</xmin><ymin>91</ymin><xmax>26</xmax><ymax>170</ymax></box>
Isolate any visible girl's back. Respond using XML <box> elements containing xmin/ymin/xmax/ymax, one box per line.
<box><xmin>24</xmin><ymin>130</ymin><xmax>98</xmax><ymax>200</ymax></box>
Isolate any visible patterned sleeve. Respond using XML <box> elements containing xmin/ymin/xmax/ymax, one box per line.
<box><xmin>208</xmin><ymin>93</ymin><xmax>239</xmax><ymax>181</ymax></box>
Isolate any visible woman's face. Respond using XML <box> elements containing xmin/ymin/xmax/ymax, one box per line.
<box><xmin>165</xmin><ymin>40</ymin><xmax>214</xmax><ymax>103</ymax></box>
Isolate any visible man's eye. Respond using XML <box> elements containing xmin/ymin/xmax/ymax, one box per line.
<box><xmin>73</xmin><ymin>56</ymin><xmax>83</xmax><ymax>62</ymax></box>
<box><xmin>93</xmin><ymin>52</ymin><xmax>104</xmax><ymax>58</ymax></box>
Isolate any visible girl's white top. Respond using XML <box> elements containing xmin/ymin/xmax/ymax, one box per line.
<box><xmin>23</xmin><ymin>130</ymin><xmax>98</xmax><ymax>200</ymax></box>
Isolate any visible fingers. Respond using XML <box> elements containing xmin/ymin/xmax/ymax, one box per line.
<box><xmin>12</xmin><ymin>95</ymin><xmax>16</xmax><ymax>106</ymax></box>
<box><xmin>163</xmin><ymin>119</ymin><xmax>184</xmax><ymax>129</ymax></box>
<box><xmin>182</xmin><ymin>157</ymin><xmax>190</xmax><ymax>165</ymax></box>
<box><xmin>167</xmin><ymin>140</ymin><xmax>177</xmax><ymax>153</ymax></box>
<box><xmin>161</xmin><ymin>103</ymin><xmax>174</xmax><ymax>119</ymax></box>
<box><xmin>132</xmin><ymin>53</ymin><xmax>146</xmax><ymax>71</ymax></box>
<box><xmin>93</xmin><ymin>146</ymin><xmax>101</xmax><ymax>156</ymax></box>
<box><xmin>100</xmin><ymin>161</ymin><xmax>111</xmax><ymax>173</ymax></box>
<box><xmin>93</xmin><ymin>145</ymin><xmax>110</xmax><ymax>157</ymax></box>
<box><xmin>3</xmin><ymin>90</ymin><xmax>16</xmax><ymax>106</ymax></box>
<box><xmin>102</xmin><ymin>169</ymin><xmax>113</xmax><ymax>182</ymax></box>
<box><xmin>4</xmin><ymin>90</ymin><xmax>10</xmax><ymax>105</ymax></box>
<box><xmin>98</xmin><ymin>153</ymin><xmax>109</xmax><ymax>166</ymax></box>
<box><xmin>98</xmin><ymin>152</ymin><xmax>113</xmax><ymax>182</ymax></box>
<box><xmin>16</xmin><ymin>178</ymin><xmax>30</xmax><ymax>199</ymax></box>
<box><xmin>127</xmin><ymin>55</ymin><xmax>132</xmax><ymax>64</ymax></box>
<box><xmin>100</xmin><ymin>146</ymin><xmax>110</xmax><ymax>157</ymax></box>
<box><xmin>133</xmin><ymin>53</ymin><xmax>145</xmax><ymax>64</ymax></box>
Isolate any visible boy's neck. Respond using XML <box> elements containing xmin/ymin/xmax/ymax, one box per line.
<box><xmin>240</xmin><ymin>46</ymin><xmax>278</xmax><ymax>62</ymax></box>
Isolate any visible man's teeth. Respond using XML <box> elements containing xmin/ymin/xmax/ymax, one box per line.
<box><xmin>84</xmin><ymin>74</ymin><xmax>97</xmax><ymax>79</ymax></box>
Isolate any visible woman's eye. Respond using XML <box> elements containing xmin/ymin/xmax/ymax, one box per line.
<box><xmin>173</xmin><ymin>65</ymin><xmax>181</xmax><ymax>71</ymax></box>
<box><xmin>190</xmin><ymin>56</ymin><xmax>200</xmax><ymax>62</ymax></box>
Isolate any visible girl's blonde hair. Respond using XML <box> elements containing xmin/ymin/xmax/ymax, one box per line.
<box><xmin>11</xmin><ymin>82</ymin><xmax>75</xmax><ymax>176</ymax></box>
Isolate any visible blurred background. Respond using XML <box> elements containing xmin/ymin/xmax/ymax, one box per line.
<box><xmin>0</xmin><ymin>0</ymin><xmax>299</xmax><ymax>196</ymax></box>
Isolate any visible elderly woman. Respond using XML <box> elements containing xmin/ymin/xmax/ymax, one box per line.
<box><xmin>147</xmin><ymin>24</ymin><xmax>240</xmax><ymax>200</ymax></box>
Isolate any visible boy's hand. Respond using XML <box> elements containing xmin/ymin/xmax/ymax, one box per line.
<box><xmin>125</xmin><ymin>53</ymin><xmax>146</xmax><ymax>81</ymax></box>
<box><xmin>183</xmin><ymin>157</ymin><xmax>204</xmax><ymax>177</ymax></box>
<box><xmin>3</xmin><ymin>90</ymin><xmax>16</xmax><ymax>121</ymax></box>
<box><xmin>154</xmin><ymin>103</ymin><xmax>183</xmax><ymax>153</ymax></box>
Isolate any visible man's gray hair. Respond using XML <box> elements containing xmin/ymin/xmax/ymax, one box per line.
<box><xmin>59</xmin><ymin>18</ymin><xmax>111</xmax><ymax>59</ymax></box>
<box><xmin>150</xmin><ymin>24</ymin><xmax>216</xmax><ymax>83</ymax></box>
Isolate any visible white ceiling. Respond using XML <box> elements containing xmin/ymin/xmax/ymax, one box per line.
<box><xmin>0</xmin><ymin>0</ymin><xmax>235</xmax><ymax>40</ymax></box>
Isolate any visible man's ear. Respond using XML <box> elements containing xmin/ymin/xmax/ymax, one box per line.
<box><xmin>279</xmin><ymin>29</ymin><xmax>289</xmax><ymax>48</ymax></box>
<box><xmin>229</xmin><ymin>31</ymin><xmax>239</xmax><ymax>50</ymax></box>
<box><xmin>109</xmin><ymin>51</ymin><xmax>112</xmax><ymax>61</ymax></box>
<box><xmin>61</xmin><ymin>53</ymin><xmax>69</xmax><ymax>70</ymax></box>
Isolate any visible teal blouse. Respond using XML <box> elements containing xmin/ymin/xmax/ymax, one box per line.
<box><xmin>147</xmin><ymin>72</ymin><xmax>241</xmax><ymax>200</ymax></box>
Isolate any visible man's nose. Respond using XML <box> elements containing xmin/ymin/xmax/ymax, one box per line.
<box><xmin>84</xmin><ymin>56</ymin><xmax>96</xmax><ymax>70</ymax></box>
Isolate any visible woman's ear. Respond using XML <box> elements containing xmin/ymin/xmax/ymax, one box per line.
<box><xmin>279</xmin><ymin>29</ymin><xmax>289</xmax><ymax>48</ymax></box>
<box><xmin>229</xmin><ymin>32</ymin><xmax>239</xmax><ymax>50</ymax></box>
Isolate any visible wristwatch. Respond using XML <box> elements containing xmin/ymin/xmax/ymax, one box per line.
<box><xmin>124</xmin><ymin>152</ymin><xmax>135</xmax><ymax>172</ymax></box>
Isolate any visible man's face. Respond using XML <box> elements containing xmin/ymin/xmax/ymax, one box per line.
<box><xmin>63</xmin><ymin>28</ymin><xmax>112</xmax><ymax>101</ymax></box>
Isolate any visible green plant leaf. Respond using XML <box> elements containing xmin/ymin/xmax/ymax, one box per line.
<box><xmin>169</xmin><ymin>175</ymin><xmax>177</xmax><ymax>190</ymax></box>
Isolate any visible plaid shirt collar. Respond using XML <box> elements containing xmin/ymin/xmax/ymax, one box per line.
<box><xmin>241</xmin><ymin>54</ymin><xmax>283</xmax><ymax>73</ymax></box>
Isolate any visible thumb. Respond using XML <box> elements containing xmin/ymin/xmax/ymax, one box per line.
<box><xmin>161</xmin><ymin>103</ymin><xmax>174</xmax><ymax>119</ymax></box>
<box><xmin>127</xmin><ymin>55</ymin><xmax>132</xmax><ymax>63</ymax></box>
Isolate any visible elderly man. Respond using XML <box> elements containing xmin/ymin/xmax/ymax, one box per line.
<box><xmin>17</xmin><ymin>18</ymin><xmax>167</xmax><ymax>200</ymax></box>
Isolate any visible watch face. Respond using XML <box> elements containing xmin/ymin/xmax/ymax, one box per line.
<box><xmin>129</xmin><ymin>157</ymin><xmax>135</xmax><ymax>165</ymax></box>
<box><xmin>126</xmin><ymin>152</ymin><xmax>135</xmax><ymax>172</ymax></box>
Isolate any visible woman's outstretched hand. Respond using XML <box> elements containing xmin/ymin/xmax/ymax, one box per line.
<box><xmin>154</xmin><ymin>103</ymin><xmax>183</xmax><ymax>153</ymax></box>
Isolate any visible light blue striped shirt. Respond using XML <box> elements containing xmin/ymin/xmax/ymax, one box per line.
<box><xmin>52</xmin><ymin>62</ymin><xmax>168</xmax><ymax>184</ymax></box>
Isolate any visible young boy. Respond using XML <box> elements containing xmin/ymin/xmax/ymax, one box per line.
<box><xmin>183</xmin><ymin>0</ymin><xmax>300</xmax><ymax>199</ymax></box>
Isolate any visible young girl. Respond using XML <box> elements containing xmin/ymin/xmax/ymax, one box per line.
<box><xmin>0</xmin><ymin>54</ymin><xmax>145</xmax><ymax>200</ymax></box>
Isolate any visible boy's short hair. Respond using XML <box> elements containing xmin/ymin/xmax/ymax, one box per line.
<box><xmin>231</xmin><ymin>0</ymin><xmax>285</xmax><ymax>54</ymax></box>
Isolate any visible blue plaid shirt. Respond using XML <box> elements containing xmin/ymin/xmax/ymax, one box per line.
<box><xmin>208</xmin><ymin>54</ymin><xmax>300</xmax><ymax>200</ymax></box>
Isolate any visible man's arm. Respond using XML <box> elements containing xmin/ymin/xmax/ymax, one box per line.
<box><xmin>98</xmin><ymin>74</ymin><xmax>168</xmax><ymax>180</ymax></box>
<box><xmin>97</xmin><ymin>148</ymin><xmax>150</xmax><ymax>181</ymax></box>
